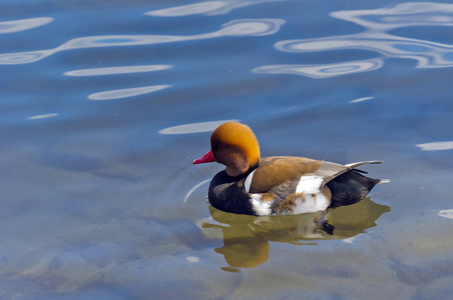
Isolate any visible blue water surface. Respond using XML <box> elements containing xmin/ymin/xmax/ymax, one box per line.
<box><xmin>2</xmin><ymin>0</ymin><xmax>453</xmax><ymax>299</ymax></box>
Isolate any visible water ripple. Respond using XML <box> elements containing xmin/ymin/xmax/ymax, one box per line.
<box><xmin>159</xmin><ymin>119</ymin><xmax>240</xmax><ymax>135</ymax></box>
<box><xmin>256</xmin><ymin>2</ymin><xmax>453</xmax><ymax>78</ymax></box>
<box><xmin>88</xmin><ymin>85</ymin><xmax>172</xmax><ymax>101</ymax></box>
<box><xmin>64</xmin><ymin>65</ymin><xmax>172</xmax><ymax>77</ymax></box>
<box><xmin>0</xmin><ymin>50</ymin><xmax>55</xmax><ymax>64</ymax></box>
<box><xmin>331</xmin><ymin>2</ymin><xmax>453</xmax><ymax>31</ymax></box>
<box><xmin>145</xmin><ymin>0</ymin><xmax>283</xmax><ymax>17</ymax></box>
<box><xmin>27</xmin><ymin>113</ymin><xmax>59</xmax><ymax>120</ymax></box>
<box><xmin>218</xmin><ymin>19</ymin><xmax>284</xmax><ymax>36</ymax></box>
<box><xmin>0</xmin><ymin>18</ymin><xmax>284</xmax><ymax>65</ymax></box>
<box><xmin>438</xmin><ymin>209</ymin><xmax>453</xmax><ymax>219</ymax></box>
<box><xmin>253</xmin><ymin>59</ymin><xmax>382</xmax><ymax>78</ymax></box>
<box><xmin>416</xmin><ymin>141</ymin><xmax>453</xmax><ymax>151</ymax></box>
<box><xmin>0</xmin><ymin>17</ymin><xmax>53</xmax><ymax>34</ymax></box>
<box><xmin>349</xmin><ymin>96</ymin><xmax>374</xmax><ymax>103</ymax></box>
<box><xmin>275</xmin><ymin>33</ymin><xmax>453</xmax><ymax>69</ymax></box>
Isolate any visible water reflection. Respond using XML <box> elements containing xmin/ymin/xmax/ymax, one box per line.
<box><xmin>0</xmin><ymin>19</ymin><xmax>284</xmax><ymax>65</ymax></box>
<box><xmin>438</xmin><ymin>209</ymin><xmax>453</xmax><ymax>219</ymax></box>
<box><xmin>145</xmin><ymin>0</ymin><xmax>283</xmax><ymax>17</ymax></box>
<box><xmin>200</xmin><ymin>198</ymin><xmax>390</xmax><ymax>270</ymax></box>
<box><xmin>331</xmin><ymin>2</ymin><xmax>453</xmax><ymax>30</ymax></box>
<box><xmin>27</xmin><ymin>113</ymin><xmax>59</xmax><ymax>120</ymax></box>
<box><xmin>349</xmin><ymin>96</ymin><xmax>374</xmax><ymax>103</ymax></box>
<box><xmin>159</xmin><ymin>119</ymin><xmax>240</xmax><ymax>135</ymax></box>
<box><xmin>256</xmin><ymin>2</ymin><xmax>453</xmax><ymax>78</ymax></box>
<box><xmin>88</xmin><ymin>85</ymin><xmax>172</xmax><ymax>100</ymax></box>
<box><xmin>64</xmin><ymin>65</ymin><xmax>172</xmax><ymax>77</ymax></box>
<box><xmin>416</xmin><ymin>141</ymin><xmax>453</xmax><ymax>151</ymax></box>
<box><xmin>0</xmin><ymin>17</ymin><xmax>53</xmax><ymax>34</ymax></box>
<box><xmin>253</xmin><ymin>58</ymin><xmax>382</xmax><ymax>78</ymax></box>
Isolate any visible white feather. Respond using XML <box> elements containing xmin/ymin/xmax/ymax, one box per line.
<box><xmin>244</xmin><ymin>169</ymin><xmax>256</xmax><ymax>193</ymax></box>
<box><xmin>296</xmin><ymin>176</ymin><xmax>324</xmax><ymax>194</ymax></box>
<box><xmin>290</xmin><ymin>192</ymin><xmax>330</xmax><ymax>215</ymax></box>
<box><xmin>250</xmin><ymin>194</ymin><xmax>272</xmax><ymax>215</ymax></box>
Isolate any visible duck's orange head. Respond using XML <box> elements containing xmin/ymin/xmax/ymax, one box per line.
<box><xmin>193</xmin><ymin>122</ymin><xmax>260</xmax><ymax>177</ymax></box>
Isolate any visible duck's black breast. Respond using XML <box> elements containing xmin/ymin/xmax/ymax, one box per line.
<box><xmin>208</xmin><ymin>170</ymin><xmax>256</xmax><ymax>215</ymax></box>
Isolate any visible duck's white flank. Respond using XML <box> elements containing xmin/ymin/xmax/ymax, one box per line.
<box><xmin>292</xmin><ymin>192</ymin><xmax>330</xmax><ymax>215</ymax></box>
<box><xmin>296</xmin><ymin>175</ymin><xmax>324</xmax><ymax>194</ymax></box>
<box><xmin>250</xmin><ymin>194</ymin><xmax>272</xmax><ymax>215</ymax></box>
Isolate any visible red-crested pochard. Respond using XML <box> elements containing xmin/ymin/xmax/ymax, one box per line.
<box><xmin>193</xmin><ymin>122</ymin><xmax>388</xmax><ymax>227</ymax></box>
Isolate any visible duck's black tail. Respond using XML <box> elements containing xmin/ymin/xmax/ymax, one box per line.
<box><xmin>327</xmin><ymin>167</ymin><xmax>388</xmax><ymax>208</ymax></box>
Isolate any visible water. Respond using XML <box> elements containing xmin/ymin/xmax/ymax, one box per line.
<box><xmin>2</xmin><ymin>0</ymin><xmax>453</xmax><ymax>299</ymax></box>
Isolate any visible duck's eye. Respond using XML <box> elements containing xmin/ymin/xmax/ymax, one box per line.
<box><xmin>218</xmin><ymin>145</ymin><xmax>224</xmax><ymax>150</ymax></box>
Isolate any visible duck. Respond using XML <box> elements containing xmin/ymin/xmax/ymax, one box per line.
<box><xmin>193</xmin><ymin>122</ymin><xmax>388</xmax><ymax>228</ymax></box>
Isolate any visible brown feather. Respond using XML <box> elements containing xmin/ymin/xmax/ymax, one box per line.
<box><xmin>249</xmin><ymin>156</ymin><xmax>322</xmax><ymax>193</ymax></box>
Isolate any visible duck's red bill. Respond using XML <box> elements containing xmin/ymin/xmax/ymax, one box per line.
<box><xmin>193</xmin><ymin>149</ymin><xmax>216</xmax><ymax>164</ymax></box>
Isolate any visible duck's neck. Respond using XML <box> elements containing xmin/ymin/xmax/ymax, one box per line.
<box><xmin>220</xmin><ymin>145</ymin><xmax>260</xmax><ymax>177</ymax></box>
<box><xmin>225</xmin><ymin>160</ymin><xmax>259</xmax><ymax>177</ymax></box>
<box><xmin>225</xmin><ymin>163</ymin><xmax>248</xmax><ymax>177</ymax></box>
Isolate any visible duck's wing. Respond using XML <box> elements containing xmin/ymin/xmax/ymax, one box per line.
<box><xmin>247</xmin><ymin>156</ymin><xmax>324</xmax><ymax>193</ymax></box>
<box><xmin>247</xmin><ymin>158</ymin><xmax>384</xmax><ymax>194</ymax></box>
<box><xmin>310</xmin><ymin>160</ymin><xmax>384</xmax><ymax>184</ymax></box>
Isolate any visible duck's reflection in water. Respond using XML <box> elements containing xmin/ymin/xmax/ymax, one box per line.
<box><xmin>199</xmin><ymin>198</ymin><xmax>390</xmax><ymax>270</ymax></box>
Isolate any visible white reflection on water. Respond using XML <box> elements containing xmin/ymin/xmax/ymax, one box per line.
<box><xmin>186</xmin><ymin>256</ymin><xmax>200</xmax><ymax>263</ymax></box>
<box><xmin>331</xmin><ymin>2</ymin><xmax>453</xmax><ymax>30</ymax></box>
<box><xmin>219</xmin><ymin>19</ymin><xmax>284</xmax><ymax>36</ymax></box>
<box><xmin>184</xmin><ymin>179</ymin><xmax>210</xmax><ymax>203</ymax></box>
<box><xmin>88</xmin><ymin>85</ymin><xmax>172</xmax><ymax>100</ymax></box>
<box><xmin>0</xmin><ymin>19</ymin><xmax>284</xmax><ymax>65</ymax></box>
<box><xmin>159</xmin><ymin>119</ymin><xmax>240</xmax><ymax>134</ymax></box>
<box><xmin>256</xmin><ymin>2</ymin><xmax>453</xmax><ymax>78</ymax></box>
<box><xmin>27</xmin><ymin>113</ymin><xmax>59</xmax><ymax>120</ymax></box>
<box><xmin>416</xmin><ymin>141</ymin><xmax>453</xmax><ymax>151</ymax></box>
<box><xmin>438</xmin><ymin>209</ymin><xmax>453</xmax><ymax>219</ymax></box>
<box><xmin>349</xmin><ymin>96</ymin><xmax>374</xmax><ymax>103</ymax></box>
<box><xmin>0</xmin><ymin>17</ymin><xmax>53</xmax><ymax>34</ymax></box>
<box><xmin>145</xmin><ymin>0</ymin><xmax>283</xmax><ymax>17</ymax></box>
<box><xmin>64</xmin><ymin>65</ymin><xmax>172</xmax><ymax>77</ymax></box>
<box><xmin>253</xmin><ymin>59</ymin><xmax>382</xmax><ymax>78</ymax></box>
